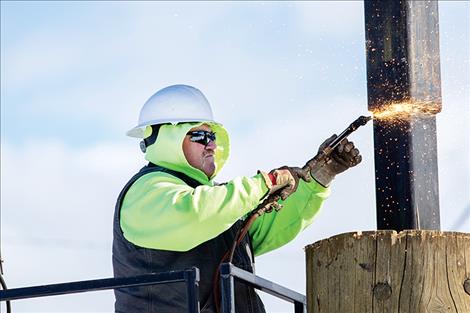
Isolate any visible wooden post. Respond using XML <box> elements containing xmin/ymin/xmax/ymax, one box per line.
<box><xmin>305</xmin><ymin>231</ymin><xmax>470</xmax><ymax>313</ymax></box>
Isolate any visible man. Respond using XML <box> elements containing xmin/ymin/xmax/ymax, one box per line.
<box><xmin>113</xmin><ymin>84</ymin><xmax>362</xmax><ymax>313</ymax></box>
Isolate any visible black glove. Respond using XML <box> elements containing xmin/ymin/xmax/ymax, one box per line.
<box><xmin>308</xmin><ymin>135</ymin><xmax>362</xmax><ymax>187</ymax></box>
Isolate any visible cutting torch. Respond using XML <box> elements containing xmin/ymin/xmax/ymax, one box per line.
<box><xmin>239</xmin><ymin>115</ymin><xmax>373</xmax><ymax>234</ymax></box>
<box><xmin>260</xmin><ymin>114</ymin><xmax>372</xmax><ymax>213</ymax></box>
<box><xmin>301</xmin><ymin>115</ymin><xmax>372</xmax><ymax>173</ymax></box>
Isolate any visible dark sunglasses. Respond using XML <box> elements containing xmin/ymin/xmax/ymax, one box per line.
<box><xmin>187</xmin><ymin>130</ymin><xmax>216</xmax><ymax>146</ymax></box>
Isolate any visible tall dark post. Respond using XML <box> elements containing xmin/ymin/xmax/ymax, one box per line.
<box><xmin>364</xmin><ymin>0</ymin><xmax>441</xmax><ymax>230</ymax></box>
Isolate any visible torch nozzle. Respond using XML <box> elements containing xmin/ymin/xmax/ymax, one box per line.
<box><xmin>327</xmin><ymin>115</ymin><xmax>372</xmax><ymax>151</ymax></box>
<box><xmin>354</xmin><ymin>115</ymin><xmax>373</xmax><ymax>127</ymax></box>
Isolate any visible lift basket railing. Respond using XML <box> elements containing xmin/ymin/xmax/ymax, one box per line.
<box><xmin>0</xmin><ymin>263</ymin><xmax>306</xmax><ymax>313</ymax></box>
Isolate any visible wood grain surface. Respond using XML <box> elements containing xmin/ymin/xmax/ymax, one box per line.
<box><xmin>306</xmin><ymin>231</ymin><xmax>470</xmax><ymax>313</ymax></box>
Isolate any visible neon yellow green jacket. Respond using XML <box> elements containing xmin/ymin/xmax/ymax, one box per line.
<box><xmin>120</xmin><ymin>122</ymin><xmax>330</xmax><ymax>256</ymax></box>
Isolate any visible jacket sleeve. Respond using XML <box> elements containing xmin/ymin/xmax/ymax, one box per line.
<box><xmin>120</xmin><ymin>172</ymin><xmax>269</xmax><ymax>251</ymax></box>
<box><xmin>248</xmin><ymin>179</ymin><xmax>330</xmax><ymax>256</ymax></box>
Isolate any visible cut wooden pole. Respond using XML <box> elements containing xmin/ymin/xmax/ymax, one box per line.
<box><xmin>306</xmin><ymin>231</ymin><xmax>470</xmax><ymax>313</ymax></box>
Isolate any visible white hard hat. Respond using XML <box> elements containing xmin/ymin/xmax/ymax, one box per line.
<box><xmin>126</xmin><ymin>84</ymin><xmax>215</xmax><ymax>138</ymax></box>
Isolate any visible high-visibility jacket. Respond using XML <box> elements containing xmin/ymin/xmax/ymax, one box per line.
<box><xmin>113</xmin><ymin>163</ymin><xmax>266</xmax><ymax>312</ymax></box>
<box><xmin>112</xmin><ymin>122</ymin><xmax>330</xmax><ymax>312</ymax></box>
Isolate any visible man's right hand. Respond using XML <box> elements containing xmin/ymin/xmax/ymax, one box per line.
<box><xmin>260</xmin><ymin>166</ymin><xmax>311</xmax><ymax>200</ymax></box>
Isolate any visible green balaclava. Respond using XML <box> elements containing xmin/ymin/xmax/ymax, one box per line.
<box><xmin>143</xmin><ymin>122</ymin><xmax>230</xmax><ymax>185</ymax></box>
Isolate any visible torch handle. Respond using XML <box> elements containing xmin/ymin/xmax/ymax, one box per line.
<box><xmin>328</xmin><ymin>115</ymin><xmax>372</xmax><ymax>151</ymax></box>
<box><xmin>302</xmin><ymin>115</ymin><xmax>372</xmax><ymax>173</ymax></box>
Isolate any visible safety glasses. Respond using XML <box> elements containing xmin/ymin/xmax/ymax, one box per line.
<box><xmin>187</xmin><ymin>130</ymin><xmax>216</xmax><ymax>146</ymax></box>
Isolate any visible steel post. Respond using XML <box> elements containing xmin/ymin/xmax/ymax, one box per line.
<box><xmin>364</xmin><ymin>0</ymin><xmax>441</xmax><ymax>230</ymax></box>
<box><xmin>184</xmin><ymin>268</ymin><xmax>201</xmax><ymax>313</ymax></box>
<box><xmin>220</xmin><ymin>264</ymin><xmax>235</xmax><ymax>313</ymax></box>
<box><xmin>219</xmin><ymin>263</ymin><xmax>307</xmax><ymax>312</ymax></box>
<box><xmin>294</xmin><ymin>301</ymin><xmax>306</xmax><ymax>313</ymax></box>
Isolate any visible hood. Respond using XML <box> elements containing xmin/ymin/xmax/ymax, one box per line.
<box><xmin>144</xmin><ymin>122</ymin><xmax>230</xmax><ymax>185</ymax></box>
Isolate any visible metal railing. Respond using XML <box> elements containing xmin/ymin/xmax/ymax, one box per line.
<box><xmin>0</xmin><ymin>268</ymin><xmax>200</xmax><ymax>313</ymax></box>
<box><xmin>220</xmin><ymin>263</ymin><xmax>306</xmax><ymax>313</ymax></box>
<box><xmin>0</xmin><ymin>264</ymin><xmax>306</xmax><ymax>313</ymax></box>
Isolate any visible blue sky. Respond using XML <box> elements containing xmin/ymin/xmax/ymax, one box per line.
<box><xmin>1</xmin><ymin>2</ymin><xmax>367</xmax><ymax>146</ymax></box>
<box><xmin>1</xmin><ymin>1</ymin><xmax>469</xmax><ymax>312</ymax></box>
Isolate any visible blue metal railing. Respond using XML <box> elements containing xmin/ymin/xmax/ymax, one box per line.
<box><xmin>0</xmin><ymin>264</ymin><xmax>306</xmax><ymax>313</ymax></box>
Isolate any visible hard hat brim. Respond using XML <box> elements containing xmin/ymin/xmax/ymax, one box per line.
<box><xmin>126</xmin><ymin>127</ymin><xmax>145</xmax><ymax>138</ymax></box>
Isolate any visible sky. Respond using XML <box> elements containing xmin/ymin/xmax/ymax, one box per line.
<box><xmin>1</xmin><ymin>1</ymin><xmax>469</xmax><ymax>312</ymax></box>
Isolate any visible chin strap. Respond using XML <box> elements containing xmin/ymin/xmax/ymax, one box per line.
<box><xmin>140</xmin><ymin>124</ymin><xmax>164</xmax><ymax>153</ymax></box>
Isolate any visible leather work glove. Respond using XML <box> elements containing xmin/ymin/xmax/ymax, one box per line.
<box><xmin>260</xmin><ymin>166</ymin><xmax>311</xmax><ymax>200</ymax></box>
<box><xmin>307</xmin><ymin>135</ymin><xmax>362</xmax><ymax>187</ymax></box>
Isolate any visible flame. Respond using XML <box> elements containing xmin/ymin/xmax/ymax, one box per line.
<box><xmin>370</xmin><ymin>100</ymin><xmax>441</xmax><ymax>121</ymax></box>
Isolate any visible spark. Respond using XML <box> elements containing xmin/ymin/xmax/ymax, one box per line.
<box><xmin>370</xmin><ymin>100</ymin><xmax>441</xmax><ymax>121</ymax></box>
